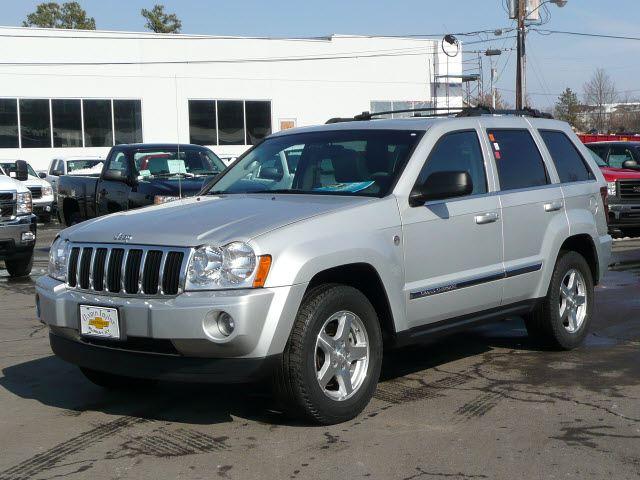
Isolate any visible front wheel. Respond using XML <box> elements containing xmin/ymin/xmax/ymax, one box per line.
<box><xmin>5</xmin><ymin>253</ymin><xmax>33</xmax><ymax>278</ymax></box>
<box><xmin>524</xmin><ymin>251</ymin><xmax>594</xmax><ymax>350</ymax></box>
<box><xmin>275</xmin><ymin>284</ymin><xmax>383</xmax><ymax>425</ymax></box>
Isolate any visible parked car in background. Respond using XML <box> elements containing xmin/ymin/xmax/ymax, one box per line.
<box><xmin>0</xmin><ymin>160</ymin><xmax>36</xmax><ymax>277</ymax></box>
<box><xmin>0</xmin><ymin>160</ymin><xmax>54</xmax><ymax>223</ymax></box>
<box><xmin>584</xmin><ymin>143</ymin><xmax>640</xmax><ymax>236</ymax></box>
<box><xmin>57</xmin><ymin>144</ymin><xmax>226</xmax><ymax>226</ymax></box>
<box><xmin>44</xmin><ymin>156</ymin><xmax>104</xmax><ymax>200</ymax></box>
<box><xmin>38</xmin><ymin>110</ymin><xmax>611</xmax><ymax>424</ymax></box>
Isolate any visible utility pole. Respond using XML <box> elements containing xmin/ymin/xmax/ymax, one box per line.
<box><xmin>515</xmin><ymin>0</ymin><xmax>527</xmax><ymax>109</ymax></box>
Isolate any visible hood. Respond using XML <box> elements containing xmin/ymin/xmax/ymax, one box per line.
<box><xmin>25</xmin><ymin>175</ymin><xmax>52</xmax><ymax>189</ymax></box>
<box><xmin>599</xmin><ymin>166</ymin><xmax>640</xmax><ymax>181</ymax></box>
<box><xmin>0</xmin><ymin>175</ymin><xmax>28</xmax><ymax>193</ymax></box>
<box><xmin>63</xmin><ymin>194</ymin><xmax>373</xmax><ymax>247</ymax></box>
<box><xmin>143</xmin><ymin>176</ymin><xmax>216</xmax><ymax>196</ymax></box>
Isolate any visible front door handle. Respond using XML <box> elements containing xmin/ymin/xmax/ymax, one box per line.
<box><xmin>544</xmin><ymin>200</ymin><xmax>564</xmax><ymax>212</ymax></box>
<box><xmin>475</xmin><ymin>212</ymin><xmax>499</xmax><ymax>225</ymax></box>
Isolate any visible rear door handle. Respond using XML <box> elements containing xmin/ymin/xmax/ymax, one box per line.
<box><xmin>544</xmin><ymin>200</ymin><xmax>564</xmax><ymax>212</ymax></box>
<box><xmin>475</xmin><ymin>212</ymin><xmax>499</xmax><ymax>224</ymax></box>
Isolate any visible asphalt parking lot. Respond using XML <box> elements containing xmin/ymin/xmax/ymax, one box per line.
<box><xmin>0</xmin><ymin>223</ymin><xmax>638</xmax><ymax>480</ymax></box>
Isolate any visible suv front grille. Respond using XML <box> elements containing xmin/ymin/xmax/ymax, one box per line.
<box><xmin>0</xmin><ymin>192</ymin><xmax>16</xmax><ymax>220</ymax></box>
<box><xmin>619</xmin><ymin>180</ymin><xmax>640</xmax><ymax>199</ymax></box>
<box><xmin>67</xmin><ymin>243</ymin><xmax>189</xmax><ymax>296</ymax></box>
<box><xmin>28</xmin><ymin>186</ymin><xmax>42</xmax><ymax>199</ymax></box>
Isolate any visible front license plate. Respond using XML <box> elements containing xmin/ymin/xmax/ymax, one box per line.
<box><xmin>80</xmin><ymin>305</ymin><xmax>120</xmax><ymax>339</ymax></box>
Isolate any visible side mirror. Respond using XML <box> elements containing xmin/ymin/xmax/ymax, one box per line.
<box><xmin>102</xmin><ymin>169</ymin><xmax>128</xmax><ymax>183</ymax></box>
<box><xmin>409</xmin><ymin>171</ymin><xmax>473</xmax><ymax>207</ymax></box>
<box><xmin>622</xmin><ymin>159</ymin><xmax>640</xmax><ymax>170</ymax></box>
<box><xmin>15</xmin><ymin>160</ymin><xmax>29</xmax><ymax>182</ymax></box>
<box><xmin>38</xmin><ymin>172</ymin><xmax>47</xmax><ymax>179</ymax></box>
<box><xmin>259</xmin><ymin>167</ymin><xmax>283</xmax><ymax>181</ymax></box>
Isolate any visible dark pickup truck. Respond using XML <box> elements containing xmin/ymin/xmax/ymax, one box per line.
<box><xmin>57</xmin><ymin>144</ymin><xmax>226</xmax><ymax>226</ymax></box>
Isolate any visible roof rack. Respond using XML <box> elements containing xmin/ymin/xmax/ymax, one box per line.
<box><xmin>325</xmin><ymin>105</ymin><xmax>553</xmax><ymax>124</ymax></box>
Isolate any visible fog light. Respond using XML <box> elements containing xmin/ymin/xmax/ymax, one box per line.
<box><xmin>21</xmin><ymin>231</ymin><xmax>35</xmax><ymax>243</ymax></box>
<box><xmin>217</xmin><ymin>312</ymin><xmax>235</xmax><ymax>337</ymax></box>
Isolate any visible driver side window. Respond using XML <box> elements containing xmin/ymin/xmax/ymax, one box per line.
<box><xmin>416</xmin><ymin>130</ymin><xmax>487</xmax><ymax>196</ymax></box>
<box><xmin>106</xmin><ymin>152</ymin><xmax>129</xmax><ymax>175</ymax></box>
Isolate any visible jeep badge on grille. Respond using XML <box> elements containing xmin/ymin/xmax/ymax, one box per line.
<box><xmin>113</xmin><ymin>233</ymin><xmax>133</xmax><ymax>242</ymax></box>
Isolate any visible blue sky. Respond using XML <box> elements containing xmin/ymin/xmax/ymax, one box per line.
<box><xmin>3</xmin><ymin>0</ymin><xmax>640</xmax><ymax>109</ymax></box>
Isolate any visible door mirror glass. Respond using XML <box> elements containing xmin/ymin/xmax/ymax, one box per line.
<box><xmin>102</xmin><ymin>169</ymin><xmax>127</xmax><ymax>182</ymax></box>
<box><xmin>410</xmin><ymin>171</ymin><xmax>473</xmax><ymax>206</ymax></box>
<box><xmin>15</xmin><ymin>160</ymin><xmax>29</xmax><ymax>182</ymax></box>
<box><xmin>258</xmin><ymin>166</ymin><xmax>283</xmax><ymax>181</ymax></box>
<box><xmin>37</xmin><ymin>172</ymin><xmax>47</xmax><ymax>179</ymax></box>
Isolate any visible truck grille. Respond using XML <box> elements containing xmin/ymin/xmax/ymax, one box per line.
<box><xmin>0</xmin><ymin>192</ymin><xmax>16</xmax><ymax>220</ymax></box>
<box><xmin>67</xmin><ymin>244</ymin><xmax>190</xmax><ymax>296</ymax></box>
<box><xmin>28</xmin><ymin>186</ymin><xmax>42</xmax><ymax>199</ymax></box>
<box><xmin>619</xmin><ymin>180</ymin><xmax>640</xmax><ymax>200</ymax></box>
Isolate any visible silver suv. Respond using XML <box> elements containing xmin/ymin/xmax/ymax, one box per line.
<box><xmin>36</xmin><ymin>110</ymin><xmax>612</xmax><ymax>424</ymax></box>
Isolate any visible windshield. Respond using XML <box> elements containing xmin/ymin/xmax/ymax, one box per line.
<box><xmin>132</xmin><ymin>148</ymin><xmax>225</xmax><ymax>179</ymax></box>
<box><xmin>0</xmin><ymin>162</ymin><xmax>38</xmax><ymax>178</ymax></box>
<box><xmin>205</xmin><ymin>129</ymin><xmax>423</xmax><ymax>197</ymax></box>
<box><xmin>67</xmin><ymin>159</ymin><xmax>103</xmax><ymax>172</ymax></box>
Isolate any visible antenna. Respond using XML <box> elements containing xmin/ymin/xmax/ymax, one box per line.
<box><xmin>174</xmin><ymin>74</ymin><xmax>182</xmax><ymax>199</ymax></box>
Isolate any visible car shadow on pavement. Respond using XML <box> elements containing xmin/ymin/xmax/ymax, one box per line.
<box><xmin>0</xmin><ymin>318</ymin><xmax>551</xmax><ymax>426</ymax></box>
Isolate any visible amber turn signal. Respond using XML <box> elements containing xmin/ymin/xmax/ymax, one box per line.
<box><xmin>253</xmin><ymin>255</ymin><xmax>272</xmax><ymax>288</ymax></box>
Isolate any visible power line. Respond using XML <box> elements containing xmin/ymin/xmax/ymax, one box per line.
<box><xmin>531</xmin><ymin>29</ymin><xmax>640</xmax><ymax>42</ymax></box>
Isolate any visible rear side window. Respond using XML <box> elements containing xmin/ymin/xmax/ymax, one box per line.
<box><xmin>417</xmin><ymin>130</ymin><xmax>487</xmax><ymax>196</ymax></box>
<box><xmin>487</xmin><ymin>129</ymin><xmax>549</xmax><ymax>191</ymax></box>
<box><xmin>539</xmin><ymin>130</ymin><xmax>594</xmax><ymax>183</ymax></box>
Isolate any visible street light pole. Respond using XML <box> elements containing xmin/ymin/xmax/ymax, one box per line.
<box><xmin>515</xmin><ymin>0</ymin><xmax>527</xmax><ymax>109</ymax></box>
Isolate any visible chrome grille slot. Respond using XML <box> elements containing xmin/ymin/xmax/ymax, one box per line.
<box><xmin>619</xmin><ymin>180</ymin><xmax>640</xmax><ymax>199</ymax></box>
<box><xmin>0</xmin><ymin>191</ymin><xmax>16</xmax><ymax>220</ymax></box>
<box><xmin>65</xmin><ymin>243</ymin><xmax>190</xmax><ymax>297</ymax></box>
<box><xmin>28</xmin><ymin>186</ymin><xmax>42</xmax><ymax>199</ymax></box>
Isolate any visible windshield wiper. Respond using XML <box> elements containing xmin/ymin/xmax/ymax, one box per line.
<box><xmin>250</xmin><ymin>189</ymin><xmax>305</xmax><ymax>194</ymax></box>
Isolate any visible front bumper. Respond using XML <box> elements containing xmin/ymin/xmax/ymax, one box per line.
<box><xmin>36</xmin><ymin>275</ymin><xmax>307</xmax><ymax>375</ymax></box>
<box><xmin>608</xmin><ymin>201</ymin><xmax>640</xmax><ymax>228</ymax></box>
<box><xmin>49</xmin><ymin>331</ymin><xmax>281</xmax><ymax>383</ymax></box>
<box><xmin>0</xmin><ymin>214</ymin><xmax>37</xmax><ymax>260</ymax></box>
<box><xmin>33</xmin><ymin>198</ymin><xmax>53</xmax><ymax>216</ymax></box>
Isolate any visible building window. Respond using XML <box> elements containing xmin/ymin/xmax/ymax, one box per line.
<box><xmin>218</xmin><ymin>100</ymin><xmax>245</xmax><ymax>146</ymax></box>
<box><xmin>114</xmin><ymin>100</ymin><xmax>143</xmax><ymax>144</ymax></box>
<box><xmin>245</xmin><ymin>101</ymin><xmax>272</xmax><ymax>145</ymax></box>
<box><xmin>188</xmin><ymin>99</ymin><xmax>272</xmax><ymax>146</ymax></box>
<box><xmin>0</xmin><ymin>99</ymin><xmax>19</xmax><ymax>148</ymax></box>
<box><xmin>188</xmin><ymin>100</ymin><xmax>217</xmax><ymax>145</ymax></box>
<box><xmin>20</xmin><ymin>99</ymin><xmax>51</xmax><ymax>148</ymax></box>
<box><xmin>83</xmin><ymin>99</ymin><xmax>113</xmax><ymax>147</ymax></box>
<box><xmin>370</xmin><ymin>100</ymin><xmax>432</xmax><ymax>119</ymax></box>
<box><xmin>52</xmin><ymin>99</ymin><xmax>82</xmax><ymax>147</ymax></box>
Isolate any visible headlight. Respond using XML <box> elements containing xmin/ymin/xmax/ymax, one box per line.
<box><xmin>42</xmin><ymin>185</ymin><xmax>53</xmax><ymax>197</ymax></box>
<box><xmin>48</xmin><ymin>237</ymin><xmax>70</xmax><ymax>281</ymax></box>
<box><xmin>154</xmin><ymin>195</ymin><xmax>180</xmax><ymax>205</ymax></box>
<box><xmin>16</xmin><ymin>192</ymin><xmax>32</xmax><ymax>215</ymax></box>
<box><xmin>186</xmin><ymin>242</ymin><xmax>266</xmax><ymax>290</ymax></box>
<box><xmin>607</xmin><ymin>181</ymin><xmax>617</xmax><ymax>197</ymax></box>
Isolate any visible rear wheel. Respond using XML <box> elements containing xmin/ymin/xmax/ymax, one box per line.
<box><xmin>524</xmin><ymin>251</ymin><xmax>594</xmax><ymax>350</ymax></box>
<box><xmin>5</xmin><ymin>253</ymin><xmax>33</xmax><ymax>278</ymax></box>
<box><xmin>275</xmin><ymin>284</ymin><xmax>383</xmax><ymax>425</ymax></box>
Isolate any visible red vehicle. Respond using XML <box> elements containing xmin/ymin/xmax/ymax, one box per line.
<box><xmin>582</xmin><ymin>141</ymin><xmax>640</xmax><ymax>236</ymax></box>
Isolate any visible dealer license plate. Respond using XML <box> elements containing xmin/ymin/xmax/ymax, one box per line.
<box><xmin>79</xmin><ymin>305</ymin><xmax>120</xmax><ymax>339</ymax></box>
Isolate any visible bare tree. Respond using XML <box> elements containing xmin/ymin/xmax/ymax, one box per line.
<box><xmin>583</xmin><ymin>68</ymin><xmax>617</xmax><ymax>132</ymax></box>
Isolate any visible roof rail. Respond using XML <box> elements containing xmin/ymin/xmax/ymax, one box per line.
<box><xmin>325</xmin><ymin>104</ymin><xmax>553</xmax><ymax>124</ymax></box>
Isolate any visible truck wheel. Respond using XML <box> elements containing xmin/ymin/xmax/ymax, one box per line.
<box><xmin>5</xmin><ymin>253</ymin><xmax>33</xmax><ymax>278</ymax></box>
<box><xmin>39</xmin><ymin>213</ymin><xmax>52</xmax><ymax>224</ymax></box>
<box><xmin>275</xmin><ymin>284</ymin><xmax>383</xmax><ymax>425</ymax></box>
<box><xmin>80</xmin><ymin>367</ymin><xmax>154</xmax><ymax>390</ymax></box>
<box><xmin>524</xmin><ymin>251</ymin><xmax>594</xmax><ymax>350</ymax></box>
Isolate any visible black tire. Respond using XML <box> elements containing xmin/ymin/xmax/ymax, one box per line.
<box><xmin>80</xmin><ymin>367</ymin><xmax>154</xmax><ymax>390</ymax></box>
<box><xmin>68</xmin><ymin>210</ymin><xmax>82</xmax><ymax>226</ymax></box>
<box><xmin>39</xmin><ymin>214</ymin><xmax>52</xmax><ymax>224</ymax></box>
<box><xmin>274</xmin><ymin>284</ymin><xmax>383</xmax><ymax>425</ymax></box>
<box><xmin>5</xmin><ymin>253</ymin><xmax>33</xmax><ymax>278</ymax></box>
<box><xmin>524</xmin><ymin>251</ymin><xmax>594</xmax><ymax>350</ymax></box>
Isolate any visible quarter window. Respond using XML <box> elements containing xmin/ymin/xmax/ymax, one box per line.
<box><xmin>539</xmin><ymin>130</ymin><xmax>594</xmax><ymax>183</ymax></box>
<box><xmin>488</xmin><ymin>129</ymin><xmax>549</xmax><ymax>191</ymax></box>
<box><xmin>52</xmin><ymin>99</ymin><xmax>82</xmax><ymax>147</ymax></box>
<box><xmin>416</xmin><ymin>130</ymin><xmax>487</xmax><ymax>197</ymax></box>
<box><xmin>0</xmin><ymin>99</ymin><xmax>19</xmax><ymax>148</ymax></box>
<box><xmin>20</xmin><ymin>99</ymin><xmax>51</xmax><ymax>148</ymax></box>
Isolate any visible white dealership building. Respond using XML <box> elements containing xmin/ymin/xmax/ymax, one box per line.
<box><xmin>0</xmin><ymin>26</ymin><xmax>463</xmax><ymax>170</ymax></box>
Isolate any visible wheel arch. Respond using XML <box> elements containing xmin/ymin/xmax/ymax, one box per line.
<box><xmin>559</xmin><ymin>233</ymin><xmax>600</xmax><ymax>284</ymax></box>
